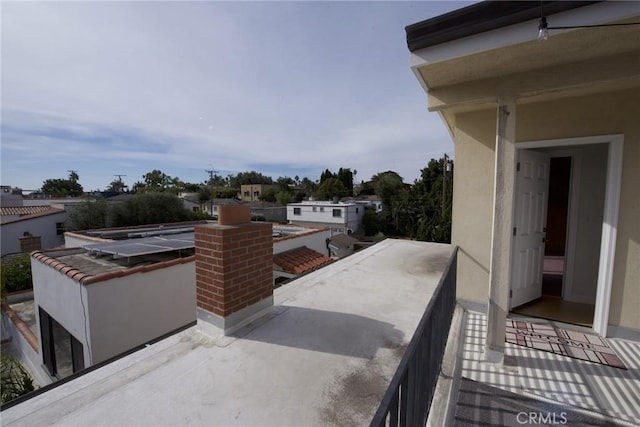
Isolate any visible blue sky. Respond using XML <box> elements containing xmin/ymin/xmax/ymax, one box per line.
<box><xmin>1</xmin><ymin>1</ymin><xmax>470</xmax><ymax>192</ymax></box>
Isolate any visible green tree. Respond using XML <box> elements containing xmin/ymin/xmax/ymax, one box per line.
<box><xmin>410</xmin><ymin>157</ymin><xmax>453</xmax><ymax>243</ymax></box>
<box><xmin>361</xmin><ymin>206</ymin><xmax>382</xmax><ymax>236</ymax></box>
<box><xmin>111</xmin><ymin>193</ymin><xmax>194</xmax><ymax>227</ymax></box>
<box><xmin>337</xmin><ymin>168</ymin><xmax>354</xmax><ymax>196</ymax></box>
<box><xmin>235</xmin><ymin>171</ymin><xmax>273</xmax><ymax>185</ymax></box>
<box><xmin>373</xmin><ymin>171</ymin><xmax>404</xmax><ymax>209</ymax></box>
<box><xmin>1</xmin><ymin>354</ymin><xmax>35</xmax><ymax>404</ymax></box>
<box><xmin>106</xmin><ymin>179</ymin><xmax>127</xmax><ymax>193</ymax></box>
<box><xmin>259</xmin><ymin>188</ymin><xmax>277</xmax><ymax>203</ymax></box>
<box><xmin>66</xmin><ymin>199</ymin><xmax>109</xmax><ymax>231</ymax></box>
<box><xmin>142</xmin><ymin>169</ymin><xmax>171</xmax><ymax>191</ymax></box>
<box><xmin>275</xmin><ymin>191</ymin><xmax>292</xmax><ymax>206</ymax></box>
<box><xmin>41</xmin><ymin>172</ymin><xmax>83</xmax><ymax>197</ymax></box>
<box><xmin>315</xmin><ymin>177</ymin><xmax>347</xmax><ymax>200</ymax></box>
<box><xmin>0</xmin><ymin>254</ymin><xmax>32</xmax><ymax>294</ymax></box>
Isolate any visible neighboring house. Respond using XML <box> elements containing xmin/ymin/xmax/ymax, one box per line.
<box><xmin>200</xmin><ymin>198</ymin><xmax>242</xmax><ymax>217</ymax></box>
<box><xmin>406</xmin><ymin>0</ymin><xmax>640</xmax><ymax>357</ymax></box>
<box><xmin>30</xmin><ymin>242</ymin><xmax>196</xmax><ymax>380</ymax></box>
<box><xmin>239</xmin><ymin>184</ymin><xmax>276</xmax><ymax>202</ymax></box>
<box><xmin>342</xmin><ymin>195</ymin><xmax>383</xmax><ymax>214</ymax></box>
<box><xmin>287</xmin><ymin>201</ymin><xmax>364</xmax><ymax>234</ymax></box>
<box><xmin>328</xmin><ymin>233</ymin><xmax>359</xmax><ymax>259</ymax></box>
<box><xmin>0</xmin><ymin>208</ymin><xmax>67</xmax><ymax>256</ymax></box>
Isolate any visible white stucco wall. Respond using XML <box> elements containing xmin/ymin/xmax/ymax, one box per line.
<box><xmin>32</xmin><ymin>254</ymin><xmax>92</xmax><ymax>368</ymax></box>
<box><xmin>273</xmin><ymin>229</ymin><xmax>332</xmax><ymax>256</ymax></box>
<box><xmin>63</xmin><ymin>233</ymin><xmax>112</xmax><ymax>248</ymax></box>
<box><xmin>86</xmin><ymin>261</ymin><xmax>195</xmax><ymax>364</ymax></box>
<box><xmin>1</xmin><ymin>212</ymin><xmax>67</xmax><ymax>255</ymax></box>
<box><xmin>287</xmin><ymin>203</ymin><xmax>364</xmax><ymax>232</ymax></box>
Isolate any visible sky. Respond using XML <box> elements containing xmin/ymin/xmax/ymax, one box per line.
<box><xmin>1</xmin><ymin>1</ymin><xmax>470</xmax><ymax>192</ymax></box>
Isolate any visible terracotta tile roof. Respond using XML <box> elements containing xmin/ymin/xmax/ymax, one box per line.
<box><xmin>1</xmin><ymin>205</ymin><xmax>56</xmax><ymax>216</ymax></box>
<box><xmin>0</xmin><ymin>207</ymin><xmax>65</xmax><ymax>225</ymax></box>
<box><xmin>273</xmin><ymin>246</ymin><xmax>333</xmax><ymax>275</ymax></box>
<box><xmin>31</xmin><ymin>250</ymin><xmax>195</xmax><ymax>286</ymax></box>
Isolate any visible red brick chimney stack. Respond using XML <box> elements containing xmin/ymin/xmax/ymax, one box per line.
<box><xmin>194</xmin><ymin>205</ymin><xmax>273</xmax><ymax>336</ymax></box>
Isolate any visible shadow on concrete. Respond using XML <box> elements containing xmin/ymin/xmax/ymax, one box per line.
<box><xmin>239</xmin><ymin>305</ymin><xmax>405</xmax><ymax>359</ymax></box>
<box><xmin>454</xmin><ymin>378</ymin><xmax>617</xmax><ymax>426</ymax></box>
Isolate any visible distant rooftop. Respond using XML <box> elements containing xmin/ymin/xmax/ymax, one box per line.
<box><xmin>56</xmin><ymin>221</ymin><xmax>328</xmax><ymax>279</ymax></box>
<box><xmin>2</xmin><ymin>239</ymin><xmax>453</xmax><ymax>426</ymax></box>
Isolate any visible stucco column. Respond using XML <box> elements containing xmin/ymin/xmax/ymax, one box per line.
<box><xmin>485</xmin><ymin>100</ymin><xmax>517</xmax><ymax>363</ymax></box>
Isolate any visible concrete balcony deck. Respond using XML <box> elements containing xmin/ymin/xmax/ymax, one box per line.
<box><xmin>2</xmin><ymin>239</ymin><xmax>453</xmax><ymax>426</ymax></box>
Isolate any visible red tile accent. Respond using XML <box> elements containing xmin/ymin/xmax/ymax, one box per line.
<box><xmin>273</xmin><ymin>246</ymin><xmax>333</xmax><ymax>275</ymax></box>
<box><xmin>31</xmin><ymin>250</ymin><xmax>195</xmax><ymax>285</ymax></box>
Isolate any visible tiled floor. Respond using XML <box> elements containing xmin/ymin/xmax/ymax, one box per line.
<box><xmin>458</xmin><ymin>310</ymin><xmax>640</xmax><ymax>426</ymax></box>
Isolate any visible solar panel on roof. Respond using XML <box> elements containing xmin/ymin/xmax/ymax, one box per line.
<box><xmin>83</xmin><ymin>232</ymin><xmax>195</xmax><ymax>257</ymax></box>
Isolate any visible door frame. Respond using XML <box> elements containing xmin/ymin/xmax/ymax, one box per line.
<box><xmin>515</xmin><ymin>134</ymin><xmax>623</xmax><ymax>336</ymax></box>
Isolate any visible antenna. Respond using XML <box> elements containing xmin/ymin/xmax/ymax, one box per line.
<box><xmin>114</xmin><ymin>174</ymin><xmax>127</xmax><ymax>181</ymax></box>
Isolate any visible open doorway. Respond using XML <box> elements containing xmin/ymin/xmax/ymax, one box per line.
<box><xmin>511</xmin><ymin>144</ymin><xmax>610</xmax><ymax>328</ymax></box>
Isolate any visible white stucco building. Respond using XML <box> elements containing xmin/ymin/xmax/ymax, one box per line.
<box><xmin>286</xmin><ymin>201</ymin><xmax>364</xmax><ymax>234</ymax></box>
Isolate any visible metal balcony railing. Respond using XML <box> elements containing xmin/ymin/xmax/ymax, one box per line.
<box><xmin>370</xmin><ymin>246</ymin><xmax>458</xmax><ymax>427</ymax></box>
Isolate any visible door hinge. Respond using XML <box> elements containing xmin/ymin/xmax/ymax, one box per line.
<box><xmin>513</xmin><ymin>227</ymin><xmax>517</xmax><ymax>236</ymax></box>
<box><xmin>517</xmin><ymin>162</ymin><xmax>520</xmax><ymax>172</ymax></box>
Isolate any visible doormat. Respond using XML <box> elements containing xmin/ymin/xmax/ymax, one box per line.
<box><xmin>506</xmin><ymin>319</ymin><xmax>626</xmax><ymax>369</ymax></box>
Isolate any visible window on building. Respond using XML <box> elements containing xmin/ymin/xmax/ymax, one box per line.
<box><xmin>333</xmin><ymin>209</ymin><xmax>342</xmax><ymax>217</ymax></box>
<box><xmin>319</xmin><ymin>207</ymin><xmax>324</xmax><ymax>212</ymax></box>
<box><xmin>312</xmin><ymin>207</ymin><xmax>317</xmax><ymax>212</ymax></box>
<box><xmin>56</xmin><ymin>222</ymin><xmax>65</xmax><ymax>236</ymax></box>
<box><xmin>356</xmin><ymin>208</ymin><xmax>359</xmax><ymax>214</ymax></box>
<box><xmin>244</xmin><ymin>191</ymin><xmax>250</xmax><ymax>197</ymax></box>
<box><xmin>39</xmin><ymin>307</ymin><xmax>84</xmax><ymax>379</ymax></box>
<box><xmin>254</xmin><ymin>191</ymin><xmax>260</xmax><ymax>197</ymax></box>
<box><xmin>294</xmin><ymin>207</ymin><xmax>301</xmax><ymax>215</ymax></box>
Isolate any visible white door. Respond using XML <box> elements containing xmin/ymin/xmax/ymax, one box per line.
<box><xmin>510</xmin><ymin>150</ymin><xmax>550</xmax><ymax>309</ymax></box>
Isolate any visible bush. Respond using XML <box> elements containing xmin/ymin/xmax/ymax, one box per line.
<box><xmin>1</xmin><ymin>255</ymin><xmax>33</xmax><ymax>294</ymax></box>
<box><xmin>1</xmin><ymin>354</ymin><xmax>35</xmax><ymax>404</ymax></box>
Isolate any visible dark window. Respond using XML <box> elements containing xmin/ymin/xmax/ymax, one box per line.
<box><xmin>356</xmin><ymin>208</ymin><xmax>359</xmax><ymax>214</ymax></box>
<box><xmin>333</xmin><ymin>209</ymin><xmax>342</xmax><ymax>217</ymax></box>
<box><xmin>293</xmin><ymin>207</ymin><xmax>301</xmax><ymax>215</ymax></box>
<box><xmin>39</xmin><ymin>307</ymin><xmax>85</xmax><ymax>378</ymax></box>
<box><xmin>56</xmin><ymin>222</ymin><xmax>65</xmax><ymax>236</ymax></box>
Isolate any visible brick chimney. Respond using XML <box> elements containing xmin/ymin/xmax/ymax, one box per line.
<box><xmin>194</xmin><ymin>205</ymin><xmax>273</xmax><ymax>336</ymax></box>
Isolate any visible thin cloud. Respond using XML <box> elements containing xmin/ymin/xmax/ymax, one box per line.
<box><xmin>1</xmin><ymin>1</ymin><xmax>468</xmax><ymax>191</ymax></box>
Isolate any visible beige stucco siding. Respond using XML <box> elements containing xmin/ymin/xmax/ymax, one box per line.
<box><xmin>452</xmin><ymin>88</ymin><xmax>639</xmax><ymax>331</ymax></box>
<box><xmin>451</xmin><ymin>109</ymin><xmax>496</xmax><ymax>307</ymax></box>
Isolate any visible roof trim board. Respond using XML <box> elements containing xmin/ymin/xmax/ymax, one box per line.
<box><xmin>406</xmin><ymin>1</ymin><xmax>598</xmax><ymax>52</ymax></box>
